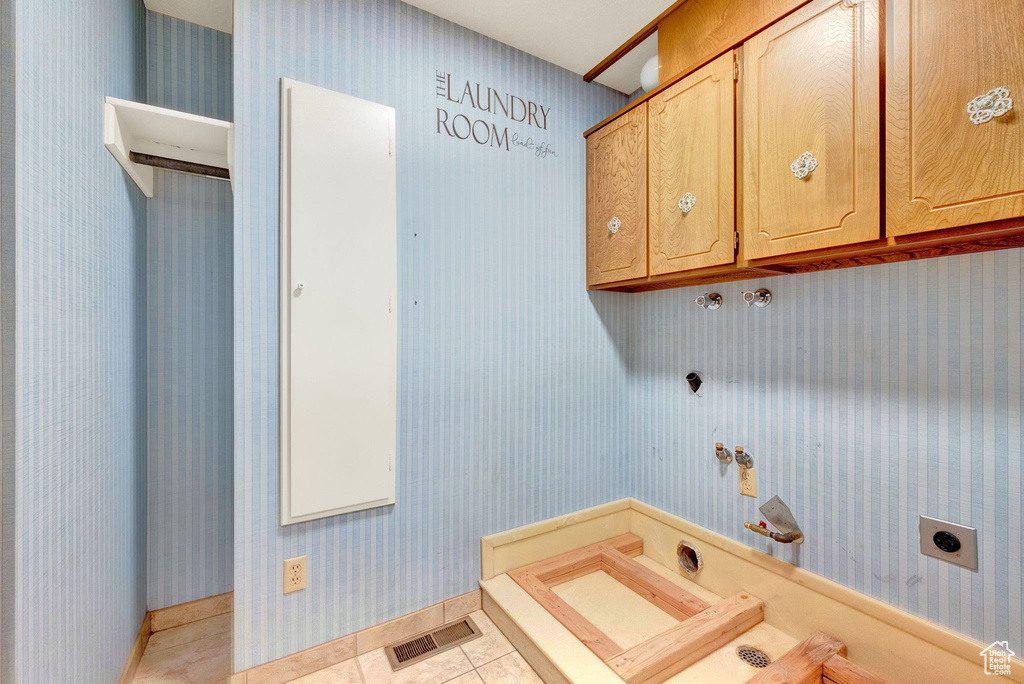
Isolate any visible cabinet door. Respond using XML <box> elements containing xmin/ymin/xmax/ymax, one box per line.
<box><xmin>741</xmin><ymin>0</ymin><xmax>880</xmax><ymax>259</ymax></box>
<box><xmin>587</xmin><ymin>104</ymin><xmax>647</xmax><ymax>286</ymax></box>
<box><xmin>279</xmin><ymin>79</ymin><xmax>397</xmax><ymax>525</ymax></box>
<box><xmin>649</xmin><ymin>53</ymin><xmax>736</xmax><ymax>275</ymax></box>
<box><xmin>887</xmin><ymin>0</ymin><xmax>1024</xmax><ymax>235</ymax></box>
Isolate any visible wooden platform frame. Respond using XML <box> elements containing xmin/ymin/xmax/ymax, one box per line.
<box><xmin>744</xmin><ymin>632</ymin><xmax>890</xmax><ymax>684</ymax></box>
<box><xmin>508</xmin><ymin>533</ymin><xmax>765</xmax><ymax>684</ymax></box>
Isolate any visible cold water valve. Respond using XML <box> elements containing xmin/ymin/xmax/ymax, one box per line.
<box><xmin>734</xmin><ymin>446</ymin><xmax>753</xmax><ymax>469</ymax></box>
<box><xmin>741</xmin><ymin>289</ymin><xmax>772</xmax><ymax>307</ymax></box>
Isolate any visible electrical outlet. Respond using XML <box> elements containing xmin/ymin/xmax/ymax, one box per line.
<box><xmin>919</xmin><ymin>515</ymin><xmax>978</xmax><ymax>571</ymax></box>
<box><xmin>740</xmin><ymin>467</ymin><xmax>758</xmax><ymax>498</ymax></box>
<box><xmin>284</xmin><ymin>555</ymin><xmax>307</xmax><ymax>594</ymax></box>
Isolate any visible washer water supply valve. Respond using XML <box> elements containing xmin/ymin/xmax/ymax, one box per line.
<box><xmin>695</xmin><ymin>293</ymin><xmax>723</xmax><ymax>310</ymax></box>
<box><xmin>741</xmin><ymin>289</ymin><xmax>772</xmax><ymax>307</ymax></box>
<box><xmin>715</xmin><ymin>443</ymin><xmax>733</xmax><ymax>464</ymax></box>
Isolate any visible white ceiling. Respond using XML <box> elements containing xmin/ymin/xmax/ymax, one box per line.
<box><xmin>144</xmin><ymin>0</ymin><xmax>232</xmax><ymax>34</ymax></box>
<box><xmin>598</xmin><ymin>33</ymin><xmax>658</xmax><ymax>95</ymax></box>
<box><xmin>144</xmin><ymin>0</ymin><xmax>669</xmax><ymax>93</ymax></box>
<box><xmin>403</xmin><ymin>0</ymin><xmax>671</xmax><ymax>94</ymax></box>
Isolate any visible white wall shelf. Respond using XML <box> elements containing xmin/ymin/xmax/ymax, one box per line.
<box><xmin>103</xmin><ymin>96</ymin><xmax>234</xmax><ymax>198</ymax></box>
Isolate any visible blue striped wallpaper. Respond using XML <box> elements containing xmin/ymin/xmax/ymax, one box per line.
<box><xmin>147</xmin><ymin>12</ymin><xmax>232</xmax><ymax>119</ymax></box>
<box><xmin>233</xmin><ymin>0</ymin><xmax>1022</xmax><ymax>671</ymax></box>
<box><xmin>0</xmin><ymin>0</ymin><xmax>15</xmax><ymax>676</ymax></box>
<box><xmin>232</xmin><ymin>0</ymin><xmax>630</xmax><ymax>670</ymax></box>
<box><xmin>145</xmin><ymin>11</ymin><xmax>234</xmax><ymax>612</ymax></box>
<box><xmin>4</xmin><ymin>0</ymin><xmax>148</xmax><ymax>682</ymax></box>
<box><xmin>630</xmin><ymin>251</ymin><xmax>1024</xmax><ymax>651</ymax></box>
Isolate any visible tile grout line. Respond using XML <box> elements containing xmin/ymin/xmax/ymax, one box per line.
<box><xmin>461</xmin><ymin>642</ymin><xmax>507</xmax><ymax>670</ymax></box>
<box><xmin>354</xmin><ymin>653</ymin><xmax>367</xmax><ymax>684</ymax></box>
<box><xmin>437</xmin><ymin>645</ymin><xmax>526</xmax><ymax>684</ymax></box>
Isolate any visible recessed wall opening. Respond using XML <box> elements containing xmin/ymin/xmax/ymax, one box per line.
<box><xmin>676</xmin><ymin>540</ymin><xmax>703</xmax><ymax>575</ymax></box>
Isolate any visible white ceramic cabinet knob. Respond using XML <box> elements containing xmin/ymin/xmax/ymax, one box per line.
<box><xmin>967</xmin><ymin>87</ymin><xmax>1013</xmax><ymax>125</ymax></box>
<box><xmin>678</xmin><ymin>193</ymin><xmax>696</xmax><ymax>214</ymax></box>
<box><xmin>790</xmin><ymin>152</ymin><xmax>817</xmax><ymax>179</ymax></box>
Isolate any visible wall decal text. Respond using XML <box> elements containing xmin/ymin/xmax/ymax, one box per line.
<box><xmin>434</xmin><ymin>71</ymin><xmax>557</xmax><ymax>158</ymax></box>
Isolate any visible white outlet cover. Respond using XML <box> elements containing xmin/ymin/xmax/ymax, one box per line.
<box><xmin>740</xmin><ymin>467</ymin><xmax>757</xmax><ymax>498</ymax></box>
<box><xmin>283</xmin><ymin>555</ymin><xmax>308</xmax><ymax>593</ymax></box>
<box><xmin>919</xmin><ymin>515</ymin><xmax>978</xmax><ymax>572</ymax></box>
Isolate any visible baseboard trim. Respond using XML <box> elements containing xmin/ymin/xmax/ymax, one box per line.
<box><xmin>117</xmin><ymin>612</ymin><xmax>151</xmax><ymax>684</ymax></box>
<box><xmin>119</xmin><ymin>593</ymin><xmax>233</xmax><ymax>683</ymax></box>
<box><xmin>150</xmin><ymin>592</ymin><xmax>233</xmax><ymax>632</ymax></box>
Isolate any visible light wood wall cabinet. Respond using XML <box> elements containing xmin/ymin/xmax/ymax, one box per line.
<box><xmin>649</xmin><ymin>53</ymin><xmax>736</xmax><ymax>275</ymax></box>
<box><xmin>741</xmin><ymin>0</ymin><xmax>880</xmax><ymax>260</ymax></box>
<box><xmin>582</xmin><ymin>0</ymin><xmax>1024</xmax><ymax>292</ymax></box>
<box><xmin>586</xmin><ymin>104</ymin><xmax>648</xmax><ymax>287</ymax></box>
<box><xmin>658</xmin><ymin>0</ymin><xmax>809</xmax><ymax>83</ymax></box>
<box><xmin>887</xmin><ymin>0</ymin><xmax>1024</xmax><ymax>236</ymax></box>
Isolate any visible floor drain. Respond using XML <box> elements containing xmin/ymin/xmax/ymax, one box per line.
<box><xmin>736</xmin><ymin>645</ymin><xmax>772</xmax><ymax>668</ymax></box>
<box><xmin>384</xmin><ymin>616</ymin><xmax>482</xmax><ymax>670</ymax></box>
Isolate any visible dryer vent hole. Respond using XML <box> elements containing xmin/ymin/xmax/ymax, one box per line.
<box><xmin>676</xmin><ymin>540</ymin><xmax>703</xmax><ymax>575</ymax></box>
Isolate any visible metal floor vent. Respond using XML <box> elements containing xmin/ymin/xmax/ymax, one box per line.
<box><xmin>384</xmin><ymin>616</ymin><xmax>482</xmax><ymax>670</ymax></box>
<box><xmin>736</xmin><ymin>645</ymin><xmax>772</xmax><ymax>668</ymax></box>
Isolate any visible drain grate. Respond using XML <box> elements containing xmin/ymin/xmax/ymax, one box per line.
<box><xmin>736</xmin><ymin>645</ymin><xmax>772</xmax><ymax>668</ymax></box>
<box><xmin>385</xmin><ymin>616</ymin><xmax>482</xmax><ymax>670</ymax></box>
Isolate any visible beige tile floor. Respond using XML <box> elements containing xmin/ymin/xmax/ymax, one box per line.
<box><xmin>133</xmin><ymin>613</ymin><xmax>233</xmax><ymax>684</ymax></box>
<box><xmin>132</xmin><ymin>609</ymin><xmax>544</xmax><ymax>684</ymax></box>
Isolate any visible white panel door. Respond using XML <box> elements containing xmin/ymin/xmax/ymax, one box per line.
<box><xmin>279</xmin><ymin>78</ymin><xmax>397</xmax><ymax>525</ymax></box>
